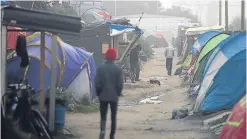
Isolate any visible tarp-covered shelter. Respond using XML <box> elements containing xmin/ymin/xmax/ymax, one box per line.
<box><xmin>7</xmin><ymin>32</ymin><xmax>96</xmax><ymax>99</ymax></box>
<box><xmin>218</xmin><ymin>95</ymin><xmax>246</xmax><ymax>139</ymax></box>
<box><xmin>194</xmin><ymin>32</ymin><xmax>246</xmax><ymax>112</ymax></box>
<box><xmin>60</xmin><ymin>19</ymin><xmax>143</xmax><ymax>66</ymax></box>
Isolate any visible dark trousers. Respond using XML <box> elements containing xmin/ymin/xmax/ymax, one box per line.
<box><xmin>100</xmin><ymin>101</ymin><xmax>118</xmax><ymax>138</ymax></box>
<box><xmin>130</xmin><ymin>62</ymin><xmax>140</xmax><ymax>81</ymax></box>
<box><xmin>166</xmin><ymin>58</ymin><xmax>173</xmax><ymax>75</ymax></box>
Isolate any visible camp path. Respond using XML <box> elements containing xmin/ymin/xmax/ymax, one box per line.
<box><xmin>66</xmin><ymin>48</ymin><xmax>214</xmax><ymax>139</ymax></box>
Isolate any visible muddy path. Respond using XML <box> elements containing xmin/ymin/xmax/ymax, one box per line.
<box><xmin>66</xmin><ymin>48</ymin><xmax>214</xmax><ymax>139</ymax></box>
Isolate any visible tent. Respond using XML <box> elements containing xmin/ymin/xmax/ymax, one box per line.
<box><xmin>191</xmin><ymin>33</ymin><xmax>230</xmax><ymax>85</ymax></box>
<box><xmin>182</xmin><ymin>31</ymin><xmax>221</xmax><ymax>70</ymax></box>
<box><xmin>218</xmin><ymin>95</ymin><xmax>246</xmax><ymax>139</ymax></box>
<box><xmin>190</xmin><ymin>31</ymin><xmax>221</xmax><ymax>65</ymax></box>
<box><xmin>194</xmin><ymin>32</ymin><xmax>246</xmax><ymax>112</ymax></box>
<box><xmin>7</xmin><ymin>32</ymin><xmax>96</xmax><ymax>100</ymax></box>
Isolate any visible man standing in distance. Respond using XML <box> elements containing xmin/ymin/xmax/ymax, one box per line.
<box><xmin>164</xmin><ymin>44</ymin><xmax>175</xmax><ymax>76</ymax></box>
<box><xmin>129</xmin><ymin>44</ymin><xmax>142</xmax><ymax>82</ymax></box>
<box><xmin>95</xmin><ymin>48</ymin><xmax>124</xmax><ymax>139</ymax></box>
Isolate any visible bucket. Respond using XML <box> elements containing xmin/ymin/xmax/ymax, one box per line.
<box><xmin>55</xmin><ymin>104</ymin><xmax>66</xmax><ymax>130</ymax></box>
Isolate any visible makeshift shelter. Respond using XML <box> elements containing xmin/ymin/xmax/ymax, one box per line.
<box><xmin>194</xmin><ymin>32</ymin><xmax>246</xmax><ymax>112</ymax></box>
<box><xmin>192</xmin><ymin>33</ymin><xmax>230</xmax><ymax>85</ymax></box>
<box><xmin>60</xmin><ymin>19</ymin><xmax>143</xmax><ymax>66</ymax></box>
<box><xmin>7</xmin><ymin>32</ymin><xmax>96</xmax><ymax>99</ymax></box>
<box><xmin>218</xmin><ymin>95</ymin><xmax>246</xmax><ymax>139</ymax></box>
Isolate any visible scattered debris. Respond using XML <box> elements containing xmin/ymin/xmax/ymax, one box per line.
<box><xmin>139</xmin><ymin>94</ymin><xmax>163</xmax><ymax>104</ymax></box>
<box><xmin>174</xmin><ymin>66</ymin><xmax>183</xmax><ymax>75</ymax></box>
<box><xmin>172</xmin><ymin>108</ymin><xmax>189</xmax><ymax>119</ymax></box>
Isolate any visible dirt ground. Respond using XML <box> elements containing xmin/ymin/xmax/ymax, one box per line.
<box><xmin>66</xmin><ymin>48</ymin><xmax>214</xmax><ymax>139</ymax></box>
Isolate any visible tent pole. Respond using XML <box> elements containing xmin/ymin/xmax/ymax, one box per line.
<box><xmin>40</xmin><ymin>32</ymin><xmax>45</xmax><ymax>114</ymax></box>
<box><xmin>49</xmin><ymin>34</ymin><xmax>57</xmax><ymax>131</ymax></box>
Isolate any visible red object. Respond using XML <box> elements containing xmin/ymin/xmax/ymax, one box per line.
<box><xmin>97</xmin><ymin>11</ymin><xmax>112</xmax><ymax>19</ymax></box>
<box><xmin>190</xmin><ymin>55</ymin><xmax>197</xmax><ymax>66</ymax></box>
<box><xmin>7</xmin><ymin>26</ymin><xmax>28</xmax><ymax>50</ymax></box>
<box><xmin>105</xmin><ymin>48</ymin><xmax>117</xmax><ymax>61</ymax></box>
<box><xmin>218</xmin><ymin>95</ymin><xmax>246</xmax><ymax>139</ymax></box>
<box><xmin>155</xmin><ymin>32</ymin><xmax>165</xmax><ymax>39</ymax></box>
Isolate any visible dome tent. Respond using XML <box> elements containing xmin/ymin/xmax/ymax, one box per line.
<box><xmin>218</xmin><ymin>95</ymin><xmax>246</xmax><ymax>139</ymax></box>
<box><xmin>191</xmin><ymin>33</ymin><xmax>230</xmax><ymax>85</ymax></box>
<box><xmin>7</xmin><ymin>32</ymin><xmax>96</xmax><ymax>100</ymax></box>
<box><xmin>194</xmin><ymin>32</ymin><xmax>246</xmax><ymax>112</ymax></box>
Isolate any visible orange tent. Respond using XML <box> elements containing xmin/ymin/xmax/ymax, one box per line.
<box><xmin>218</xmin><ymin>95</ymin><xmax>246</xmax><ymax>139</ymax></box>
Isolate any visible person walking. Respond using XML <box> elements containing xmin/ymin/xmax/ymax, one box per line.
<box><xmin>164</xmin><ymin>44</ymin><xmax>175</xmax><ymax>76</ymax></box>
<box><xmin>95</xmin><ymin>48</ymin><xmax>124</xmax><ymax>139</ymax></box>
<box><xmin>129</xmin><ymin>44</ymin><xmax>141</xmax><ymax>82</ymax></box>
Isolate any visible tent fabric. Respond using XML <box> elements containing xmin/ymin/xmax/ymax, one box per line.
<box><xmin>108</xmin><ymin>24</ymin><xmax>144</xmax><ymax>36</ymax></box>
<box><xmin>194</xmin><ymin>32</ymin><xmax>246</xmax><ymax>112</ymax></box>
<box><xmin>7</xmin><ymin>32</ymin><xmax>97</xmax><ymax>98</ymax></box>
<box><xmin>192</xmin><ymin>31</ymin><xmax>221</xmax><ymax>56</ymax></box>
<box><xmin>182</xmin><ymin>53</ymin><xmax>192</xmax><ymax>70</ymax></box>
<box><xmin>192</xmin><ymin>33</ymin><xmax>230</xmax><ymax>80</ymax></box>
<box><xmin>218</xmin><ymin>95</ymin><xmax>246</xmax><ymax>139</ymax></box>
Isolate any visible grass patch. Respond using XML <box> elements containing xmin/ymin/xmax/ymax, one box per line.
<box><xmin>73</xmin><ymin>103</ymin><xmax>99</xmax><ymax>113</ymax></box>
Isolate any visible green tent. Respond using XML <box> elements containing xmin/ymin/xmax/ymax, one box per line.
<box><xmin>182</xmin><ymin>53</ymin><xmax>192</xmax><ymax>70</ymax></box>
<box><xmin>192</xmin><ymin>33</ymin><xmax>230</xmax><ymax>84</ymax></box>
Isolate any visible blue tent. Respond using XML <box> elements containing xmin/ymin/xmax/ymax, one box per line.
<box><xmin>194</xmin><ymin>32</ymin><xmax>246</xmax><ymax>112</ymax></box>
<box><xmin>7</xmin><ymin>32</ymin><xmax>97</xmax><ymax>98</ymax></box>
<box><xmin>192</xmin><ymin>31</ymin><xmax>221</xmax><ymax>56</ymax></box>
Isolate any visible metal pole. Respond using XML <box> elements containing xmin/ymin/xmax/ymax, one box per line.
<box><xmin>219</xmin><ymin>0</ymin><xmax>222</xmax><ymax>25</ymax></box>
<box><xmin>1</xmin><ymin>26</ymin><xmax>7</xmax><ymax>126</ymax></box>
<box><xmin>225</xmin><ymin>0</ymin><xmax>228</xmax><ymax>31</ymax></box>
<box><xmin>0</xmin><ymin>26</ymin><xmax>7</xmax><ymax>98</ymax></box>
<box><xmin>114</xmin><ymin>0</ymin><xmax>116</xmax><ymax>16</ymax></box>
<box><xmin>49</xmin><ymin>35</ymin><xmax>57</xmax><ymax>131</ymax></box>
<box><xmin>40</xmin><ymin>32</ymin><xmax>45</xmax><ymax>113</ymax></box>
<box><xmin>241</xmin><ymin>0</ymin><xmax>245</xmax><ymax>30</ymax></box>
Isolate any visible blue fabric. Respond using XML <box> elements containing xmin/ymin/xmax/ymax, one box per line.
<box><xmin>107</xmin><ymin>23</ymin><xmax>144</xmax><ymax>34</ymax></box>
<box><xmin>201</xmin><ymin>51</ymin><xmax>246</xmax><ymax>111</ymax></box>
<box><xmin>7</xmin><ymin>33</ymin><xmax>97</xmax><ymax>96</ymax></box>
<box><xmin>199</xmin><ymin>32</ymin><xmax>246</xmax><ymax>112</ymax></box>
<box><xmin>192</xmin><ymin>31</ymin><xmax>221</xmax><ymax>56</ymax></box>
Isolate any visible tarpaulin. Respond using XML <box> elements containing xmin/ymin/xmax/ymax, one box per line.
<box><xmin>218</xmin><ymin>95</ymin><xmax>246</xmax><ymax>139</ymax></box>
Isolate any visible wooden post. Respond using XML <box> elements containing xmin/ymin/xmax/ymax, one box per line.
<box><xmin>241</xmin><ymin>0</ymin><xmax>245</xmax><ymax>30</ymax></box>
<box><xmin>40</xmin><ymin>32</ymin><xmax>45</xmax><ymax>113</ymax></box>
<box><xmin>219</xmin><ymin>0</ymin><xmax>222</xmax><ymax>25</ymax></box>
<box><xmin>49</xmin><ymin>34</ymin><xmax>57</xmax><ymax>131</ymax></box>
<box><xmin>225</xmin><ymin>0</ymin><xmax>229</xmax><ymax>31</ymax></box>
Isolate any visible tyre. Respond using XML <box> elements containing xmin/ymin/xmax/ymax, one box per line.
<box><xmin>30</xmin><ymin>110</ymin><xmax>53</xmax><ymax>139</ymax></box>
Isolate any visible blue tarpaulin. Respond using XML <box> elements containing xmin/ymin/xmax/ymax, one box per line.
<box><xmin>108</xmin><ymin>23</ymin><xmax>144</xmax><ymax>36</ymax></box>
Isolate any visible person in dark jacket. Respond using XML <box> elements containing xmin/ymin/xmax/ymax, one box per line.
<box><xmin>129</xmin><ymin>44</ymin><xmax>141</xmax><ymax>82</ymax></box>
<box><xmin>95</xmin><ymin>48</ymin><xmax>124</xmax><ymax>139</ymax></box>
